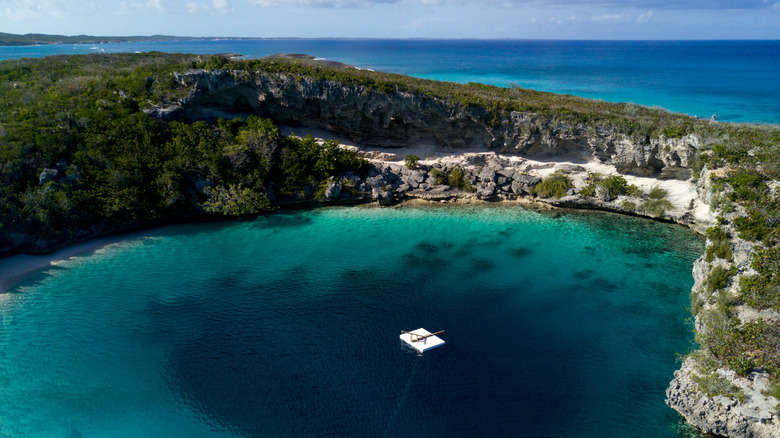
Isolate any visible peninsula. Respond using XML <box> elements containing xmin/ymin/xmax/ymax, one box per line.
<box><xmin>0</xmin><ymin>52</ymin><xmax>778</xmax><ymax>437</ymax></box>
<box><xmin>0</xmin><ymin>32</ymin><xmax>206</xmax><ymax>46</ymax></box>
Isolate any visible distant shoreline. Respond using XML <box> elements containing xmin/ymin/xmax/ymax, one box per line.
<box><xmin>0</xmin><ymin>33</ymin><xmax>213</xmax><ymax>46</ymax></box>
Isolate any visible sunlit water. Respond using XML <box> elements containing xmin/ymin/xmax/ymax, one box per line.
<box><xmin>1</xmin><ymin>39</ymin><xmax>778</xmax><ymax>124</ymax></box>
<box><xmin>0</xmin><ymin>205</ymin><xmax>704</xmax><ymax>437</ymax></box>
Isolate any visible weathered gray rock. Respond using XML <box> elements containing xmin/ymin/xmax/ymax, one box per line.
<box><xmin>478</xmin><ymin>167</ymin><xmax>497</xmax><ymax>183</ymax></box>
<box><xmin>64</xmin><ymin>172</ymin><xmax>82</xmax><ymax>183</ymax></box>
<box><xmin>476</xmin><ymin>182</ymin><xmax>497</xmax><ymax>199</ymax></box>
<box><xmin>39</xmin><ymin>168</ymin><xmax>58</xmax><ymax>185</ymax></box>
<box><xmin>148</xmin><ymin>69</ymin><xmax>699</xmax><ymax>176</ymax></box>
<box><xmin>324</xmin><ymin>177</ymin><xmax>342</xmax><ymax>200</ymax></box>
<box><xmin>667</xmin><ymin>359</ymin><xmax>780</xmax><ymax>438</ymax></box>
<box><xmin>371</xmin><ymin>186</ymin><xmax>393</xmax><ymax>205</ymax></box>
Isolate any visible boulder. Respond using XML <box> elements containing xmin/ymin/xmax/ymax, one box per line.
<box><xmin>478</xmin><ymin>167</ymin><xmax>497</xmax><ymax>183</ymax></box>
<box><xmin>372</xmin><ymin>186</ymin><xmax>393</xmax><ymax>205</ymax></box>
<box><xmin>39</xmin><ymin>168</ymin><xmax>59</xmax><ymax>185</ymax></box>
<box><xmin>324</xmin><ymin>177</ymin><xmax>342</xmax><ymax>200</ymax></box>
<box><xmin>476</xmin><ymin>182</ymin><xmax>496</xmax><ymax>199</ymax></box>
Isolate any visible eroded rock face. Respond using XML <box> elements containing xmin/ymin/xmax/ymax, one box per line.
<box><xmin>148</xmin><ymin>69</ymin><xmax>698</xmax><ymax>177</ymax></box>
<box><xmin>667</xmin><ymin>359</ymin><xmax>780</xmax><ymax>438</ymax></box>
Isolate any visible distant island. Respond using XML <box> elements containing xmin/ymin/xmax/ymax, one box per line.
<box><xmin>0</xmin><ymin>32</ymin><xmax>217</xmax><ymax>46</ymax></box>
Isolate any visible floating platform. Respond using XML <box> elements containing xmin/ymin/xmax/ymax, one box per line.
<box><xmin>400</xmin><ymin>328</ymin><xmax>445</xmax><ymax>353</ymax></box>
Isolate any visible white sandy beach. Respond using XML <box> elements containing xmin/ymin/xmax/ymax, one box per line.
<box><xmin>0</xmin><ymin>234</ymin><xmax>135</xmax><ymax>295</ymax></box>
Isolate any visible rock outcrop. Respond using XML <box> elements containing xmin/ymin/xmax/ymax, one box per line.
<box><xmin>148</xmin><ymin>68</ymin><xmax>697</xmax><ymax>178</ymax></box>
<box><xmin>667</xmin><ymin>359</ymin><xmax>779</xmax><ymax>438</ymax></box>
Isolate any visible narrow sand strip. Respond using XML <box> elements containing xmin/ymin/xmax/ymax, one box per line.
<box><xmin>0</xmin><ymin>235</ymin><xmax>131</xmax><ymax>295</ymax></box>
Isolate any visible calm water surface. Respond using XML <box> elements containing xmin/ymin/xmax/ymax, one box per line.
<box><xmin>0</xmin><ymin>206</ymin><xmax>703</xmax><ymax>437</ymax></box>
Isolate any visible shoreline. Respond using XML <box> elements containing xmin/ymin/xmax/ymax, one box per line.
<box><xmin>0</xmin><ymin>144</ymin><xmax>711</xmax><ymax>296</ymax></box>
<box><xmin>0</xmin><ymin>192</ymin><xmax>697</xmax><ymax>297</ymax></box>
<box><xmin>0</xmin><ymin>233</ymin><xmax>142</xmax><ymax>295</ymax></box>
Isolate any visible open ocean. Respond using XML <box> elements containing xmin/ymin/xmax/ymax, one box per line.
<box><xmin>1</xmin><ymin>39</ymin><xmax>778</xmax><ymax>124</ymax></box>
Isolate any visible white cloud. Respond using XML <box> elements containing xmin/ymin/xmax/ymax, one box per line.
<box><xmin>213</xmin><ymin>0</ymin><xmax>233</xmax><ymax>9</ymax></box>
<box><xmin>1</xmin><ymin>0</ymin><xmax>92</xmax><ymax>20</ymax></box>
<box><xmin>117</xmin><ymin>0</ymin><xmax>166</xmax><ymax>15</ymax></box>
<box><xmin>591</xmin><ymin>12</ymin><xmax>628</xmax><ymax>22</ymax></box>
<box><xmin>247</xmin><ymin>0</ymin><xmax>398</xmax><ymax>7</ymax></box>
<box><xmin>636</xmin><ymin>10</ymin><xmax>653</xmax><ymax>23</ymax></box>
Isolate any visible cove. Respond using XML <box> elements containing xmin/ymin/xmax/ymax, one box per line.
<box><xmin>0</xmin><ymin>205</ymin><xmax>703</xmax><ymax>437</ymax></box>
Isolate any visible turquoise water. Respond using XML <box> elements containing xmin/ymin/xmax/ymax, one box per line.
<box><xmin>0</xmin><ymin>206</ymin><xmax>704</xmax><ymax>437</ymax></box>
<box><xmin>1</xmin><ymin>39</ymin><xmax>778</xmax><ymax>124</ymax></box>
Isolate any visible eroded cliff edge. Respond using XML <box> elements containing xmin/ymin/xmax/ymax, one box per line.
<box><xmin>147</xmin><ymin>59</ymin><xmax>780</xmax><ymax>437</ymax></box>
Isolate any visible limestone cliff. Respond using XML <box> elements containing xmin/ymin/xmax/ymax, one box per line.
<box><xmin>148</xmin><ymin>68</ymin><xmax>697</xmax><ymax>178</ymax></box>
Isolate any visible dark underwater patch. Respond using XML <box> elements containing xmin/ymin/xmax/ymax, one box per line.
<box><xmin>510</xmin><ymin>247</ymin><xmax>533</xmax><ymax>258</ymax></box>
<box><xmin>470</xmin><ymin>257</ymin><xmax>497</xmax><ymax>272</ymax></box>
<box><xmin>573</xmin><ymin>269</ymin><xmax>595</xmax><ymax>280</ymax></box>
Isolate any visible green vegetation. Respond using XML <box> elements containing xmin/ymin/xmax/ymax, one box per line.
<box><xmin>532</xmin><ymin>172</ymin><xmax>573</xmax><ymax>199</ymax></box>
<box><xmin>447</xmin><ymin>167</ymin><xmax>476</xmax><ymax>192</ymax></box>
<box><xmin>648</xmin><ymin>185</ymin><xmax>667</xmax><ymax>200</ymax></box>
<box><xmin>429</xmin><ymin>167</ymin><xmax>475</xmax><ymax>192</ymax></box>
<box><xmin>0</xmin><ymin>53</ymin><xmax>367</xmax><ymax>253</ymax></box>
<box><xmin>0</xmin><ymin>32</ymin><xmax>200</xmax><ymax>46</ymax></box>
<box><xmin>429</xmin><ymin>168</ymin><xmax>446</xmax><ymax>185</ymax></box>
<box><xmin>692</xmin><ymin>372</ymin><xmax>747</xmax><ymax>403</ymax></box>
<box><xmin>705</xmin><ymin>226</ymin><xmax>734</xmax><ymax>262</ymax></box>
<box><xmin>739</xmin><ymin>246</ymin><xmax>780</xmax><ymax>311</ymax></box>
<box><xmin>706</xmin><ymin>265</ymin><xmax>737</xmax><ymax>293</ymax></box>
<box><xmin>580</xmin><ymin>172</ymin><xmax>639</xmax><ymax>200</ymax></box>
<box><xmin>639</xmin><ymin>198</ymin><xmax>674</xmax><ymax>218</ymax></box>
<box><xmin>404</xmin><ymin>154</ymin><xmax>420</xmax><ymax>169</ymax></box>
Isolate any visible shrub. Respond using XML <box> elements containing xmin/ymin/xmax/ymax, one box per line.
<box><xmin>429</xmin><ymin>168</ymin><xmax>446</xmax><ymax>185</ymax></box>
<box><xmin>447</xmin><ymin>167</ymin><xmax>476</xmax><ymax>193</ymax></box>
<box><xmin>640</xmin><ymin>198</ymin><xmax>673</xmax><ymax>217</ymax></box>
<box><xmin>705</xmin><ymin>240</ymin><xmax>733</xmax><ymax>262</ymax></box>
<box><xmin>404</xmin><ymin>154</ymin><xmax>420</xmax><ymax>169</ymax></box>
<box><xmin>203</xmin><ymin>184</ymin><xmax>270</xmax><ymax>216</ymax></box>
<box><xmin>706</xmin><ymin>265</ymin><xmax>737</xmax><ymax>293</ymax></box>
<box><xmin>648</xmin><ymin>185</ymin><xmax>668</xmax><ymax>200</ymax></box>
<box><xmin>579</xmin><ymin>185</ymin><xmax>596</xmax><ymax>198</ymax></box>
<box><xmin>532</xmin><ymin>172</ymin><xmax>573</xmax><ymax>199</ymax></box>
<box><xmin>704</xmin><ymin>226</ymin><xmax>733</xmax><ymax>262</ymax></box>
<box><xmin>738</xmin><ymin>246</ymin><xmax>780</xmax><ymax>310</ymax></box>
<box><xmin>581</xmin><ymin>172</ymin><xmax>638</xmax><ymax>200</ymax></box>
<box><xmin>601</xmin><ymin>175</ymin><xmax>632</xmax><ymax>199</ymax></box>
<box><xmin>693</xmin><ymin>372</ymin><xmax>747</xmax><ymax>403</ymax></box>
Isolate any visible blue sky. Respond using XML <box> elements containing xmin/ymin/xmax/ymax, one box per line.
<box><xmin>1</xmin><ymin>0</ymin><xmax>779</xmax><ymax>39</ymax></box>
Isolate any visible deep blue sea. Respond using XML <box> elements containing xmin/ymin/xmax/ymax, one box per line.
<box><xmin>0</xmin><ymin>206</ymin><xmax>704</xmax><ymax>437</ymax></box>
<box><xmin>1</xmin><ymin>39</ymin><xmax>778</xmax><ymax>124</ymax></box>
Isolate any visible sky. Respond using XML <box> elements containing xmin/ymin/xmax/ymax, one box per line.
<box><xmin>1</xmin><ymin>0</ymin><xmax>779</xmax><ymax>39</ymax></box>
